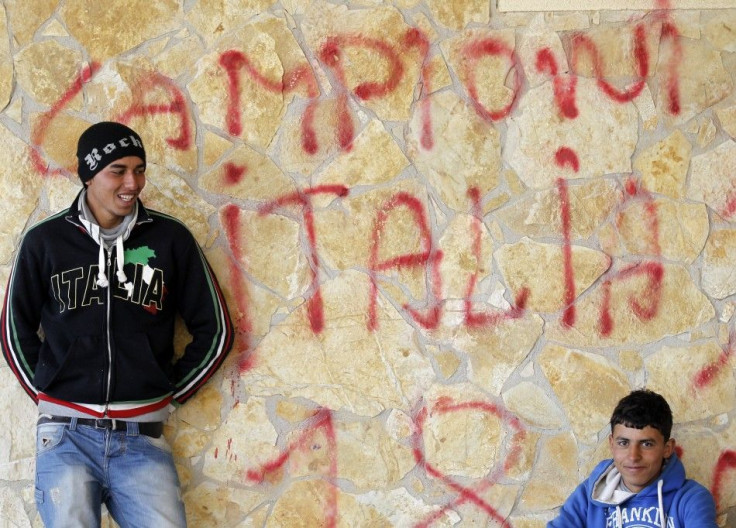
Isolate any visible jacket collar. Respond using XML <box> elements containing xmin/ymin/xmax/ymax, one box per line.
<box><xmin>64</xmin><ymin>188</ymin><xmax>153</xmax><ymax>232</ymax></box>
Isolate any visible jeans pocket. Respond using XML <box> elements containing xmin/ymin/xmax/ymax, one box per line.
<box><xmin>141</xmin><ymin>433</ymin><xmax>173</xmax><ymax>454</ymax></box>
<box><xmin>36</xmin><ymin>423</ymin><xmax>66</xmax><ymax>455</ymax></box>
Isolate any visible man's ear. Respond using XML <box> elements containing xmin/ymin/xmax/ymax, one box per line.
<box><xmin>663</xmin><ymin>438</ymin><xmax>675</xmax><ymax>458</ymax></box>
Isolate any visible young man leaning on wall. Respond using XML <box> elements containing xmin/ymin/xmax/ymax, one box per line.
<box><xmin>548</xmin><ymin>389</ymin><xmax>717</xmax><ymax>527</ymax></box>
<box><xmin>1</xmin><ymin>121</ymin><xmax>233</xmax><ymax>527</ymax></box>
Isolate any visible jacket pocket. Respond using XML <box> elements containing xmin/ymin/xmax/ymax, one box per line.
<box><xmin>34</xmin><ymin>335</ymin><xmax>107</xmax><ymax>402</ymax></box>
<box><xmin>110</xmin><ymin>332</ymin><xmax>174</xmax><ymax>401</ymax></box>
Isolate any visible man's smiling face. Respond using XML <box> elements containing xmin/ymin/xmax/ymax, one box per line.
<box><xmin>85</xmin><ymin>156</ymin><xmax>146</xmax><ymax>228</ymax></box>
<box><xmin>609</xmin><ymin>424</ymin><xmax>675</xmax><ymax>492</ymax></box>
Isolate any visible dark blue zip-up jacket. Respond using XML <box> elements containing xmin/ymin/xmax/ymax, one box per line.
<box><xmin>1</xmin><ymin>191</ymin><xmax>233</xmax><ymax>418</ymax></box>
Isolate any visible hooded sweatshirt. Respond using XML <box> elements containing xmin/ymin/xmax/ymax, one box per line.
<box><xmin>1</xmin><ymin>190</ymin><xmax>233</xmax><ymax>421</ymax></box>
<box><xmin>548</xmin><ymin>452</ymin><xmax>717</xmax><ymax>527</ymax></box>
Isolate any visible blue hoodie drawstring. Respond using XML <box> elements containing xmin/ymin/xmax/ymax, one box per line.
<box><xmin>658</xmin><ymin>479</ymin><xmax>666</xmax><ymax>528</ymax></box>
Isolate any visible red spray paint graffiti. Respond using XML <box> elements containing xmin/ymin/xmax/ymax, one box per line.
<box><xmin>402</xmin><ymin>28</ymin><xmax>434</xmax><ymax>150</ymax></box>
<box><xmin>535</xmin><ymin>48</ymin><xmax>578</xmax><ymax>119</ymax></box>
<box><xmin>569</xmin><ymin>23</ymin><xmax>649</xmax><ymax>103</ymax></box>
<box><xmin>244</xmin><ymin>408</ymin><xmax>338</xmax><ymax>527</ymax></box>
<box><xmin>555</xmin><ymin>148</ymin><xmax>580</xmax><ymax>328</ymax></box>
<box><xmin>599</xmin><ymin>181</ymin><xmax>663</xmax><ymax>336</ymax></box>
<box><xmin>219</xmin><ymin>49</ymin><xmax>320</xmax><ymax>154</ymax></box>
<box><xmin>464</xmin><ymin>187</ymin><xmax>528</xmax><ymax>327</ymax></box>
<box><xmin>694</xmin><ymin>329</ymin><xmax>735</xmax><ymax>389</ymax></box>
<box><xmin>30</xmin><ymin>65</ymin><xmax>195</xmax><ymax>178</ymax></box>
<box><xmin>31</xmin><ymin>13</ymin><xmax>686</xmax><ymax>179</ymax></box>
<box><xmin>712</xmin><ymin>449</ymin><xmax>736</xmax><ymax>513</ymax></box>
<box><xmin>115</xmin><ymin>72</ymin><xmax>193</xmax><ymax>150</ymax></box>
<box><xmin>318</xmin><ymin>34</ymin><xmax>406</xmax><ymax>151</ymax></box>
<box><xmin>27</xmin><ymin>9</ymin><xmax>684</xmax><ymax>343</ymax></box>
<box><xmin>655</xmin><ymin>1</ymin><xmax>683</xmax><ymax>116</ymax></box>
<box><xmin>220</xmin><ymin>204</ymin><xmax>255</xmax><ymax>374</ymax></box>
<box><xmin>259</xmin><ymin>185</ymin><xmax>350</xmax><ymax>334</ymax></box>
<box><xmin>460</xmin><ymin>37</ymin><xmax>524</xmax><ymax>122</ymax></box>
<box><xmin>368</xmin><ymin>192</ymin><xmax>443</xmax><ymax>331</ymax></box>
<box><xmin>317</xmin><ymin>29</ymin><xmax>437</xmax><ymax>151</ymax></box>
<box><xmin>30</xmin><ymin>62</ymin><xmax>100</xmax><ymax>177</ymax></box>
<box><xmin>411</xmin><ymin>397</ymin><xmax>526</xmax><ymax>527</ymax></box>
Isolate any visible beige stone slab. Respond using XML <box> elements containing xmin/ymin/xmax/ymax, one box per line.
<box><xmin>349</xmin><ymin>487</ymin><xmax>456</xmax><ymax>526</ymax></box>
<box><xmin>498</xmin><ymin>0</ymin><xmax>736</xmax><ymax>10</ymax></box>
<box><xmin>520</xmin><ymin>433</ymin><xmax>579</xmax><ymax>511</ymax></box>
<box><xmin>507</xmin><ymin>77</ymin><xmax>638</xmax><ymax>188</ymax></box>
<box><xmin>315</xmin><ymin>180</ymin><xmax>428</xmax><ymax>280</ymax></box>
<box><xmin>427</xmin><ymin>0</ymin><xmax>489</xmax><ymax>30</ymax></box>
<box><xmin>289</xmin><ymin>418</ymin><xmax>415</xmax><ymax>490</ymax></box>
<box><xmin>3</xmin><ymin>0</ymin><xmax>56</xmax><ymax>46</ymax></box>
<box><xmin>419</xmin><ymin>384</ymin><xmax>528</xmax><ymax>479</ymax></box>
<box><xmin>497</xmin><ymin>179</ymin><xmax>620</xmax><ymax>240</ymax></box>
<box><xmin>438</xmin><ymin>213</ymin><xmax>493</xmax><ymax>299</ymax></box>
<box><xmin>200</xmin><ymin>144</ymin><xmax>293</xmax><ymax>202</ymax></box>
<box><xmin>266</xmin><ymin>480</ymin><xmax>391</xmax><ymax>527</ymax></box>
<box><xmin>0</xmin><ymin>487</ymin><xmax>32</xmax><ymax>528</ymax></box>
<box><xmin>189</xmin><ymin>17</ymin><xmax>304</xmax><ymax>148</ymax></box>
<box><xmin>183</xmin><ymin>481</ymin><xmax>265</xmax><ymax>528</ymax></box>
<box><xmin>703</xmin><ymin>229</ymin><xmax>736</xmax><ymax>299</ymax></box>
<box><xmin>300</xmin><ymin>4</ymin><xmax>423</xmax><ymax>122</ymax></box>
<box><xmin>658</xmin><ymin>36</ymin><xmax>733</xmax><ymax>126</ymax></box>
<box><xmin>243</xmin><ymin>270</ymin><xmax>435</xmax><ymax>416</ymax></box>
<box><xmin>44</xmin><ymin>176</ymin><xmax>82</xmax><ymax>216</ymax></box>
<box><xmin>186</xmin><ymin>0</ymin><xmax>276</xmax><ymax>46</ymax></box>
<box><xmin>0</xmin><ymin>124</ymin><xmax>43</xmax><ymax>264</ymax></box>
<box><xmin>141</xmin><ymin>166</ymin><xmax>215</xmax><ymax>247</ymax></box>
<box><xmin>60</xmin><ymin>0</ymin><xmax>179</xmax><ymax>60</ymax></box>
<box><xmin>455</xmin><ymin>484</ymin><xmax>520</xmax><ymax>524</ymax></box>
<box><xmin>407</xmin><ymin>90</ymin><xmax>502</xmax><ymax>211</ymax></box>
<box><xmin>442</xmin><ymin>312</ymin><xmax>544</xmax><ymax>395</ymax></box>
<box><xmin>503</xmin><ymin>381</ymin><xmax>566</xmax><ymax>429</ymax></box>
<box><xmin>224</xmin><ymin>208</ymin><xmax>309</xmax><ymax>298</ymax></box>
<box><xmin>201</xmin><ymin>397</ymin><xmax>279</xmax><ymax>483</ymax></box>
<box><xmin>0</xmin><ymin>8</ymin><xmax>11</xmax><ymax>113</ymax></box>
<box><xmin>613</xmin><ymin>197</ymin><xmax>709</xmax><ymax>264</ymax></box>
<box><xmin>279</xmin><ymin>98</ymin><xmax>346</xmax><ymax>176</ymax></box>
<box><xmin>0</xmin><ymin>366</ymin><xmax>36</xmax><ymax>465</ymax></box>
<box><xmin>15</xmin><ymin>41</ymin><xmax>82</xmax><ymax>107</ymax></box>
<box><xmin>646</xmin><ymin>341</ymin><xmax>736</xmax><ymax>422</ymax></box>
<box><xmin>314</xmin><ymin>119</ymin><xmax>409</xmax><ymax>188</ymax></box>
<box><xmin>704</xmin><ymin>11</ymin><xmax>736</xmax><ymax>51</ymax></box>
<box><xmin>495</xmin><ymin>238</ymin><xmax>611</xmax><ymax>313</ymax></box>
<box><xmin>569</xmin><ymin>21</ymin><xmax>661</xmax><ymax>79</ymax></box>
<box><xmin>688</xmin><ymin>139</ymin><xmax>736</xmax><ymax>219</ymax></box>
<box><xmin>540</xmin><ymin>345</ymin><xmax>629</xmax><ymax>439</ymax></box>
<box><xmin>717</xmin><ymin>103</ymin><xmax>736</xmax><ymax>139</ymax></box>
<box><xmin>635</xmin><ymin>130</ymin><xmax>692</xmax><ymax>199</ymax></box>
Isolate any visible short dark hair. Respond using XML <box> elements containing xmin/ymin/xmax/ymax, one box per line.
<box><xmin>610</xmin><ymin>389</ymin><xmax>673</xmax><ymax>441</ymax></box>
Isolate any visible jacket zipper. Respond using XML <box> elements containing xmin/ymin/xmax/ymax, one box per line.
<box><xmin>104</xmin><ymin>246</ymin><xmax>113</xmax><ymax>416</ymax></box>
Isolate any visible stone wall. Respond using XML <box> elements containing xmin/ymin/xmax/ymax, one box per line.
<box><xmin>0</xmin><ymin>1</ymin><xmax>735</xmax><ymax>526</ymax></box>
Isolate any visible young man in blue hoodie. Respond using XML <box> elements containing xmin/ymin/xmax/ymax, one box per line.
<box><xmin>548</xmin><ymin>389</ymin><xmax>717</xmax><ymax>527</ymax></box>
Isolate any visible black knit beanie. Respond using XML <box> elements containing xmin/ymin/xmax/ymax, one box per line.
<box><xmin>76</xmin><ymin>121</ymin><xmax>146</xmax><ymax>183</ymax></box>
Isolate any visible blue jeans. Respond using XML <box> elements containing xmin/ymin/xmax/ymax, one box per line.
<box><xmin>35</xmin><ymin>418</ymin><xmax>187</xmax><ymax>527</ymax></box>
